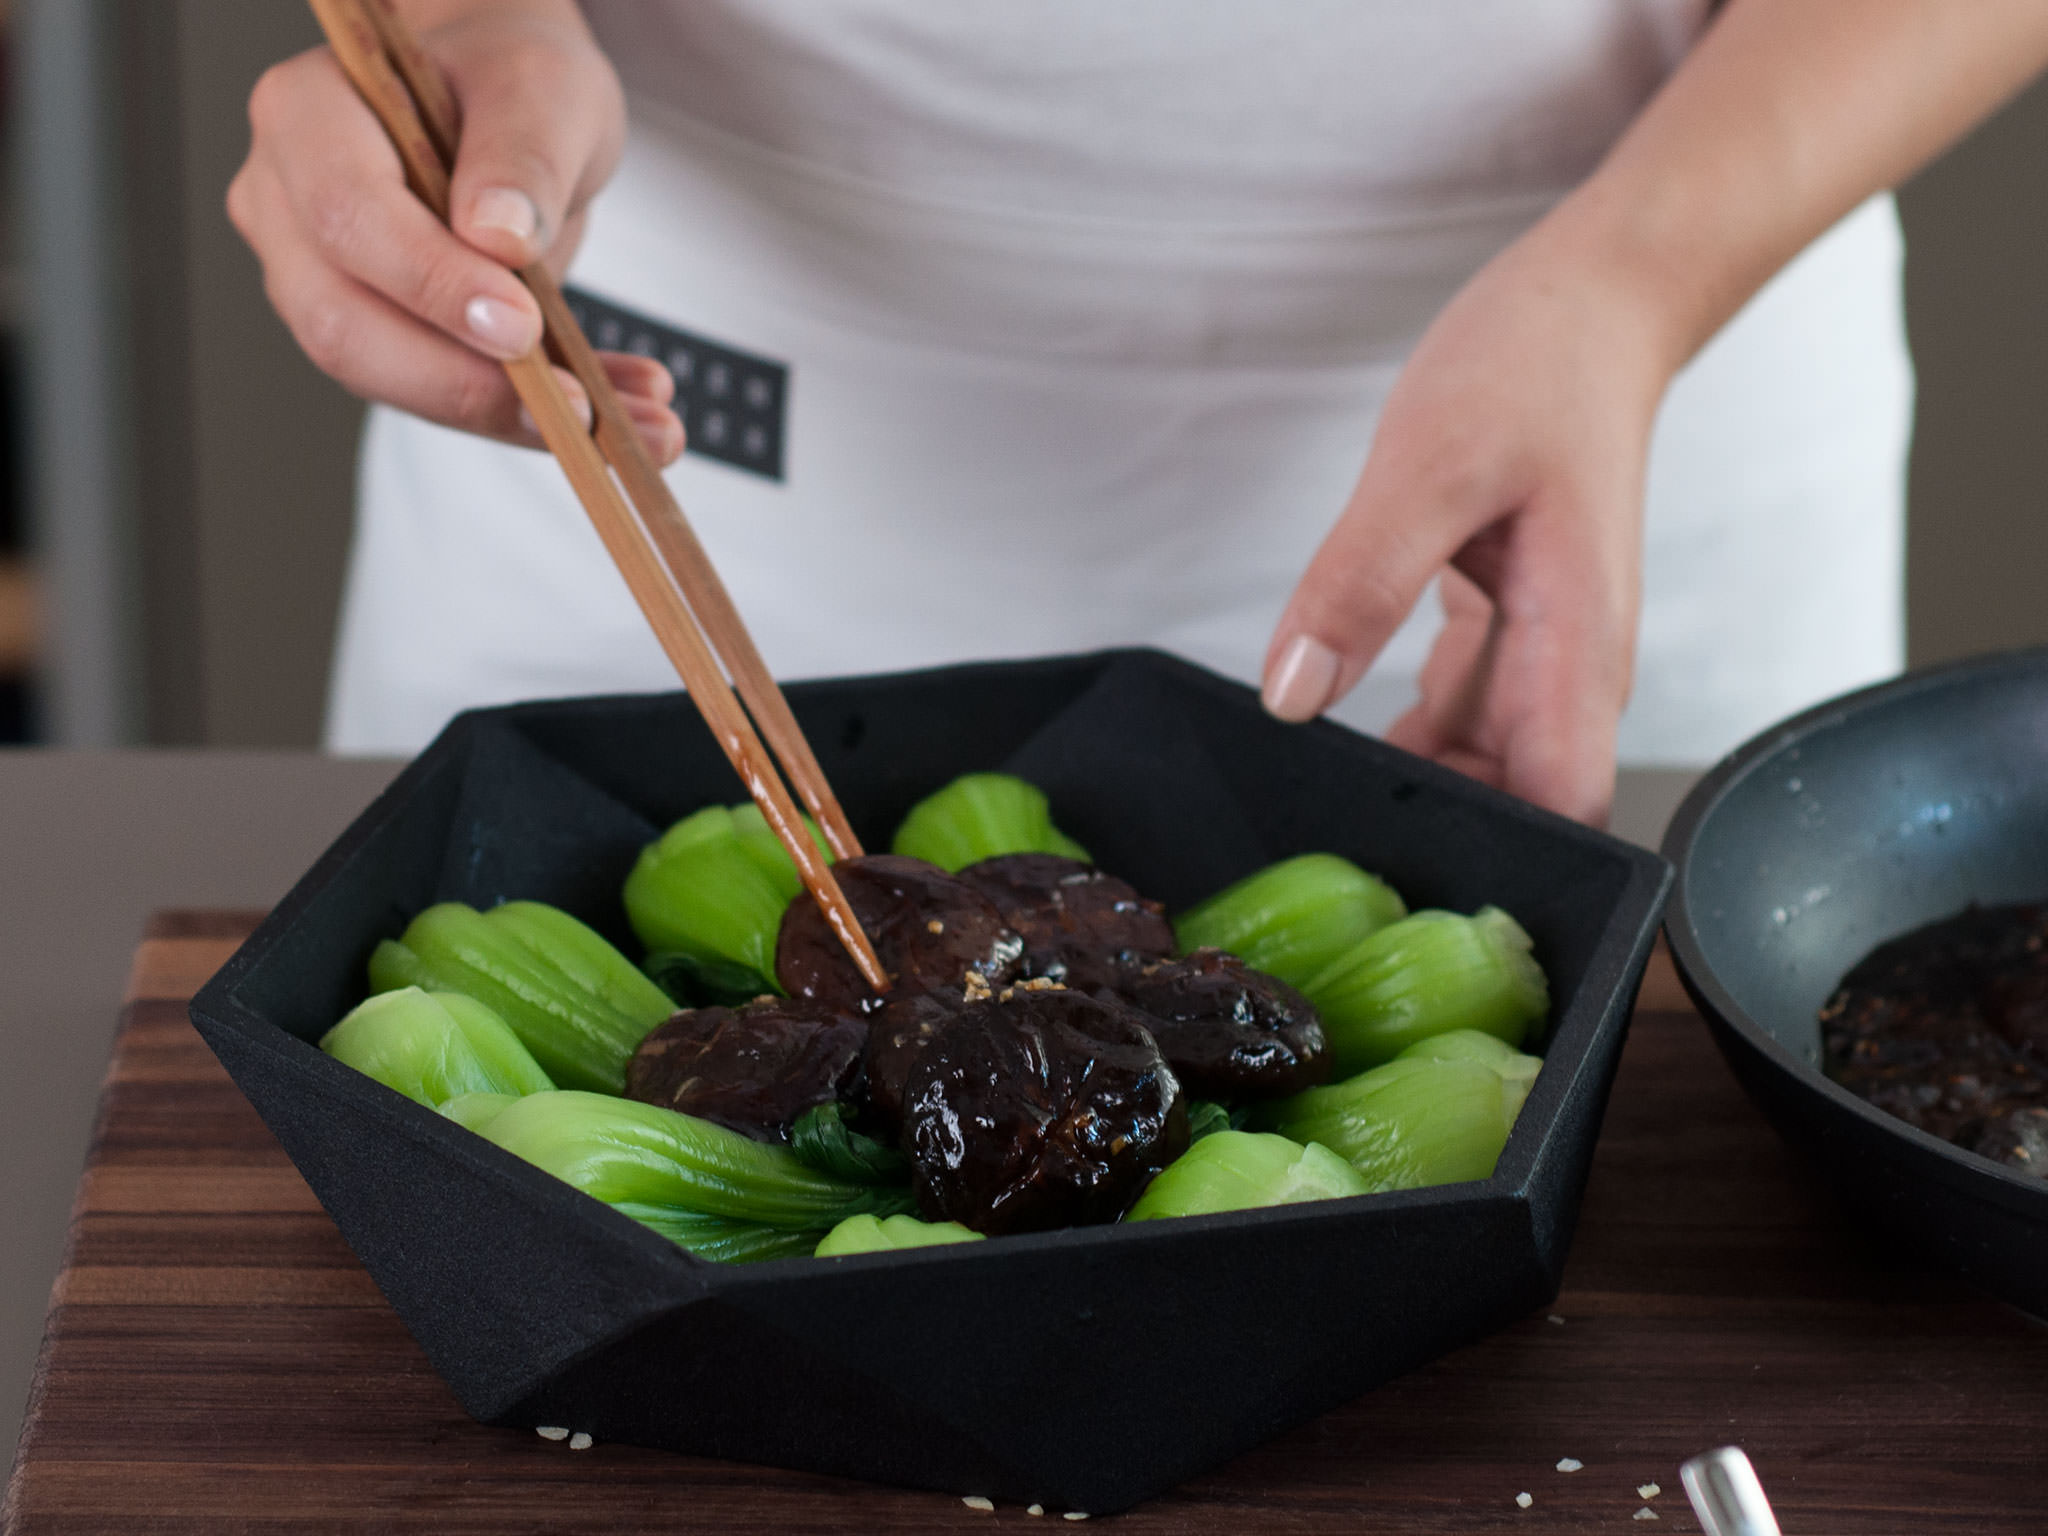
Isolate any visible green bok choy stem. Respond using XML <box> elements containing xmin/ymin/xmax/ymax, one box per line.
<box><xmin>320</xmin><ymin>987</ymin><xmax>553</xmax><ymax>1108</ymax></box>
<box><xmin>1396</xmin><ymin>1027</ymin><xmax>1543</xmax><ymax>1122</ymax></box>
<box><xmin>368</xmin><ymin>901</ymin><xmax>673</xmax><ymax>1094</ymax></box>
<box><xmin>814</xmin><ymin>1213</ymin><xmax>985</xmax><ymax>1257</ymax></box>
<box><xmin>1303</xmin><ymin>906</ymin><xmax>1548</xmax><ymax>1075</ymax></box>
<box><xmin>1254</xmin><ymin>1031</ymin><xmax>1542</xmax><ymax>1193</ymax></box>
<box><xmin>623</xmin><ymin>805</ymin><xmax>831</xmax><ymax>1002</ymax></box>
<box><xmin>1126</xmin><ymin>1129</ymin><xmax>1370</xmax><ymax>1221</ymax></box>
<box><xmin>1173</xmin><ymin>854</ymin><xmax>1407</xmax><ymax>987</ymax></box>
<box><xmin>437</xmin><ymin>1091</ymin><xmax>519</xmax><ymax>1134</ymax></box>
<box><xmin>890</xmin><ymin>772</ymin><xmax>1090</xmax><ymax>871</ymax></box>
<box><xmin>480</xmin><ymin>1089</ymin><xmax>912</xmax><ymax>1233</ymax></box>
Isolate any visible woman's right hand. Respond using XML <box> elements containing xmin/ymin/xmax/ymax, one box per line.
<box><xmin>228</xmin><ymin>0</ymin><xmax>682</xmax><ymax>462</ymax></box>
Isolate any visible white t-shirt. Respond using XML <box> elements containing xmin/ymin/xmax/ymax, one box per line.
<box><xmin>328</xmin><ymin>0</ymin><xmax>1911</xmax><ymax>764</ymax></box>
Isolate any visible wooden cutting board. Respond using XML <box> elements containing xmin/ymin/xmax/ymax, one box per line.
<box><xmin>5</xmin><ymin>912</ymin><xmax>2047</xmax><ymax>1534</ymax></box>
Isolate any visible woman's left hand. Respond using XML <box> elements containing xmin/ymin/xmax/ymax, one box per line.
<box><xmin>1260</xmin><ymin>213</ymin><xmax>1681</xmax><ymax>827</ymax></box>
<box><xmin>1260</xmin><ymin>0</ymin><xmax>2048</xmax><ymax>829</ymax></box>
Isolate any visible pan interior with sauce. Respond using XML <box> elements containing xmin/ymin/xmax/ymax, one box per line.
<box><xmin>1665</xmin><ymin>646</ymin><xmax>2048</xmax><ymax>1319</ymax></box>
<box><xmin>1821</xmin><ymin>902</ymin><xmax>2048</xmax><ymax>1179</ymax></box>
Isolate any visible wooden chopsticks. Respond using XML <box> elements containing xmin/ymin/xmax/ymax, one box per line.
<box><xmin>307</xmin><ymin>0</ymin><xmax>890</xmax><ymax>993</ymax></box>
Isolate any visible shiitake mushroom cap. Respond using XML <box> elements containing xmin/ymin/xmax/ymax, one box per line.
<box><xmin>626</xmin><ymin>996</ymin><xmax>866</xmax><ymax>1142</ymax></box>
<box><xmin>900</xmin><ymin>987</ymin><xmax>1186</xmax><ymax>1235</ymax></box>
<box><xmin>1105</xmin><ymin>947</ymin><xmax>1330</xmax><ymax>1100</ymax></box>
<box><xmin>956</xmin><ymin>853</ymin><xmax>1173</xmax><ymax>991</ymax></box>
<box><xmin>776</xmin><ymin>855</ymin><xmax>1023</xmax><ymax>1009</ymax></box>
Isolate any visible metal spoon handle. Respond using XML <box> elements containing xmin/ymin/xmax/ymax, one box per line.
<box><xmin>1681</xmin><ymin>1447</ymin><xmax>1784</xmax><ymax>1536</ymax></box>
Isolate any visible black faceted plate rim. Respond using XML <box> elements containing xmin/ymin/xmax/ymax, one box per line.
<box><xmin>1660</xmin><ymin>643</ymin><xmax>2048</xmax><ymax>1215</ymax></box>
<box><xmin>195</xmin><ymin>647</ymin><xmax>1672</xmax><ymax>1284</ymax></box>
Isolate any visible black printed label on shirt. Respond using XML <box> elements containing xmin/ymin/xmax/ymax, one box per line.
<box><xmin>561</xmin><ymin>287</ymin><xmax>789</xmax><ymax>482</ymax></box>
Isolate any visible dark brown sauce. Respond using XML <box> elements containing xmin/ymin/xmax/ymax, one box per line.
<box><xmin>1820</xmin><ymin>902</ymin><xmax>2048</xmax><ymax>1178</ymax></box>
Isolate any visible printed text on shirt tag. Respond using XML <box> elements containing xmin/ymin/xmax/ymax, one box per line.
<box><xmin>562</xmin><ymin>287</ymin><xmax>789</xmax><ymax>483</ymax></box>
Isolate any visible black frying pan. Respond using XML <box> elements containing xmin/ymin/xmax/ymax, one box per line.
<box><xmin>1663</xmin><ymin>646</ymin><xmax>2048</xmax><ymax>1316</ymax></box>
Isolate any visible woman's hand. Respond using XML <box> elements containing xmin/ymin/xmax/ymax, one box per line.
<box><xmin>228</xmin><ymin>0</ymin><xmax>682</xmax><ymax>462</ymax></box>
<box><xmin>1262</xmin><ymin>215</ymin><xmax>1679</xmax><ymax>826</ymax></box>
<box><xmin>1263</xmin><ymin>0</ymin><xmax>2048</xmax><ymax>827</ymax></box>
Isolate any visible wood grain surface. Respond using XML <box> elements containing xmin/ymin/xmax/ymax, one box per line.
<box><xmin>6</xmin><ymin>914</ymin><xmax>2047</xmax><ymax>1534</ymax></box>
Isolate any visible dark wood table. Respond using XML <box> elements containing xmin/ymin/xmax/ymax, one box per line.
<box><xmin>6</xmin><ymin>912</ymin><xmax>2046</xmax><ymax>1534</ymax></box>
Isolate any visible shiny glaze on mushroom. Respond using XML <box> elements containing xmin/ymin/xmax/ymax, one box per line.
<box><xmin>956</xmin><ymin>852</ymin><xmax>1174</xmax><ymax>991</ymax></box>
<box><xmin>775</xmin><ymin>854</ymin><xmax>1023</xmax><ymax>1009</ymax></box>
<box><xmin>900</xmin><ymin>987</ymin><xmax>1186</xmax><ymax>1235</ymax></box>
<box><xmin>1106</xmin><ymin>947</ymin><xmax>1330</xmax><ymax>1100</ymax></box>
<box><xmin>626</xmin><ymin>996</ymin><xmax>866</xmax><ymax>1141</ymax></box>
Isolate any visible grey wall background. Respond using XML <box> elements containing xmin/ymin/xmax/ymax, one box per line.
<box><xmin>42</xmin><ymin>3</ymin><xmax>2048</xmax><ymax>744</ymax></box>
<box><xmin>1901</xmin><ymin>80</ymin><xmax>2048</xmax><ymax>668</ymax></box>
<box><xmin>106</xmin><ymin>1</ymin><xmax>360</xmax><ymax>746</ymax></box>
<box><xmin>166</xmin><ymin>4</ymin><xmax>363</xmax><ymax>746</ymax></box>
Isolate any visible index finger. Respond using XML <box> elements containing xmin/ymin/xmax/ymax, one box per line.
<box><xmin>1262</xmin><ymin>413</ymin><xmax>1511</xmax><ymax>723</ymax></box>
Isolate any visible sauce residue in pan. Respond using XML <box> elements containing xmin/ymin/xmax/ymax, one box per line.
<box><xmin>1821</xmin><ymin>902</ymin><xmax>2048</xmax><ymax>1179</ymax></box>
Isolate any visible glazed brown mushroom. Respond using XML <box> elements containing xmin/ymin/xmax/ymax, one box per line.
<box><xmin>955</xmin><ymin>852</ymin><xmax>1174</xmax><ymax>991</ymax></box>
<box><xmin>626</xmin><ymin>996</ymin><xmax>866</xmax><ymax>1141</ymax></box>
<box><xmin>1106</xmin><ymin>947</ymin><xmax>1330</xmax><ymax>1101</ymax></box>
<box><xmin>865</xmin><ymin>986</ymin><xmax>972</xmax><ymax>1132</ymax></box>
<box><xmin>899</xmin><ymin>987</ymin><xmax>1186</xmax><ymax>1235</ymax></box>
<box><xmin>775</xmin><ymin>854</ymin><xmax>1023</xmax><ymax>1009</ymax></box>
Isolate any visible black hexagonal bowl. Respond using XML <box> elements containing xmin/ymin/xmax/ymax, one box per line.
<box><xmin>1662</xmin><ymin>646</ymin><xmax>2048</xmax><ymax>1319</ymax></box>
<box><xmin>190</xmin><ymin>649</ymin><xmax>1669</xmax><ymax>1513</ymax></box>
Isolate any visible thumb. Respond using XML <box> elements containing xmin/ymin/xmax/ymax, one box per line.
<box><xmin>440</xmin><ymin>21</ymin><xmax>624</xmax><ymax>268</ymax></box>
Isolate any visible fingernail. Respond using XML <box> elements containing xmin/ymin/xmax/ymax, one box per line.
<box><xmin>1263</xmin><ymin>634</ymin><xmax>1341</xmax><ymax>722</ymax></box>
<box><xmin>560</xmin><ymin>377</ymin><xmax>593</xmax><ymax>429</ymax></box>
<box><xmin>470</xmin><ymin>186</ymin><xmax>539</xmax><ymax>245</ymax></box>
<box><xmin>514</xmin><ymin>380</ymin><xmax>592</xmax><ymax>443</ymax></box>
<box><xmin>465</xmin><ymin>295</ymin><xmax>539</xmax><ymax>358</ymax></box>
<box><xmin>655</xmin><ymin>417</ymin><xmax>685</xmax><ymax>465</ymax></box>
<box><xmin>628</xmin><ymin>405</ymin><xmax>685</xmax><ymax>464</ymax></box>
